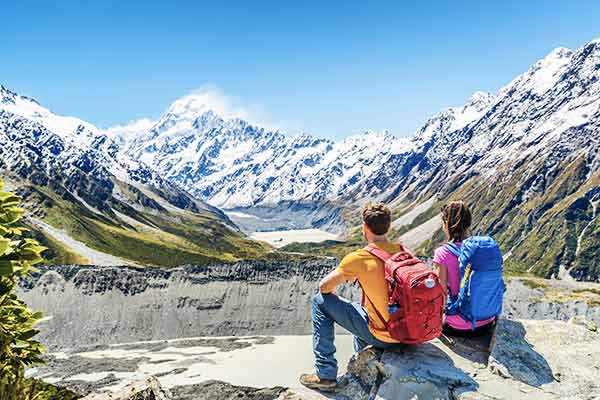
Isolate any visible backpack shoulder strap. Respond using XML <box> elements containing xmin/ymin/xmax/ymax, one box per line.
<box><xmin>356</xmin><ymin>280</ymin><xmax>389</xmax><ymax>332</ymax></box>
<box><xmin>445</xmin><ymin>242</ymin><xmax>461</xmax><ymax>257</ymax></box>
<box><xmin>363</xmin><ymin>245</ymin><xmax>392</xmax><ymax>261</ymax></box>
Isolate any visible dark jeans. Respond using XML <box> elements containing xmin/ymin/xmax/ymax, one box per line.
<box><xmin>311</xmin><ymin>292</ymin><xmax>399</xmax><ymax>380</ymax></box>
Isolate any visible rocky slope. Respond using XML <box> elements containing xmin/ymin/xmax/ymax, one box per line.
<box><xmin>281</xmin><ymin>318</ymin><xmax>600</xmax><ymax>400</ymax></box>
<box><xmin>0</xmin><ymin>85</ymin><xmax>267</xmax><ymax>266</ymax></box>
<box><xmin>31</xmin><ymin>318</ymin><xmax>600</xmax><ymax>400</ymax></box>
<box><xmin>18</xmin><ymin>263</ymin><xmax>600</xmax><ymax>350</ymax></box>
<box><xmin>19</xmin><ymin>263</ymin><xmax>600</xmax><ymax>399</ymax></box>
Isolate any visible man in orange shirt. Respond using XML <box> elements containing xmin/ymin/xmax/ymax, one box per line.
<box><xmin>299</xmin><ymin>203</ymin><xmax>402</xmax><ymax>391</ymax></box>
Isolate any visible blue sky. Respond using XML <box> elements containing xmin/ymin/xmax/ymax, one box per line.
<box><xmin>2</xmin><ymin>1</ymin><xmax>600</xmax><ymax>139</ymax></box>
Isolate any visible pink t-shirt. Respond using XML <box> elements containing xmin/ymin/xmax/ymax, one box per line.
<box><xmin>433</xmin><ymin>242</ymin><xmax>495</xmax><ymax>330</ymax></box>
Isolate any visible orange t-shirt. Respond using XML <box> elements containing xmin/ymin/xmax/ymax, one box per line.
<box><xmin>335</xmin><ymin>241</ymin><xmax>401</xmax><ymax>343</ymax></box>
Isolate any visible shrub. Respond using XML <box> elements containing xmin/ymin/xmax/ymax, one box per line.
<box><xmin>0</xmin><ymin>181</ymin><xmax>47</xmax><ymax>399</ymax></box>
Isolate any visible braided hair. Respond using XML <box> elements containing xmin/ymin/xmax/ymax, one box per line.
<box><xmin>441</xmin><ymin>201</ymin><xmax>472</xmax><ymax>242</ymax></box>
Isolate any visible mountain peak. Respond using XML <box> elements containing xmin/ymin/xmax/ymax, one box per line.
<box><xmin>0</xmin><ymin>84</ymin><xmax>20</xmax><ymax>105</ymax></box>
<box><xmin>546</xmin><ymin>46</ymin><xmax>573</xmax><ymax>58</ymax></box>
<box><xmin>588</xmin><ymin>37</ymin><xmax>600</xmax><ymax>45</ymax></box>
<box><xmin>499</xmin><ymin>45</ymin><xmax>574</xmax><ymax>96</ymax></box>
<box><xmin>164</xmin><ymin>89</ymin><xmax>251</xmax><ymax>125</ymax></box>
<box><xmin>468</xmin><ymin>90</ymin><xmax>492</xmax><ymax>102</ymax></box>
<box><xmin>166</xmin><ymin>94</ymin><xmax>221</xmax><ymax>120</ymax></box>
<box><xmin>466</xmin><ymin>91</ymin><xmax>495</xmax><ymax>111</ymax></box>
<box><xmin>0</xmin><ymin>84</ymin><xmax>41</xmax><ymax>107</ymax></box>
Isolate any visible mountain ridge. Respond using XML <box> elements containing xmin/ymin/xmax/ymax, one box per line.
<box><xmin>2</xmin><ymin>37</ymin><xmax>599</xmax><ymax>278</ymax></box>
<box><xmin>0</xmin><ymin>87</ymin><xmax>268</xmax><ymax>266</ymax></box>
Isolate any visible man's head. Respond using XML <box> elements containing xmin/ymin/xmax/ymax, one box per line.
<box><xmin>362</xmin><ymin>202</ymin><xmax>392</xmax><ymax>240</ymax></box>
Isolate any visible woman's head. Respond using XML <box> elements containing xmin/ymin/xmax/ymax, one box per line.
<box><xmin>441</xmin><ymin>201</ymin><xmax>472</xmax><ymax>242</ymax></box>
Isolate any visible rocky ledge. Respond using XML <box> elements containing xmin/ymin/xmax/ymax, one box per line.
<box><xmin>18</xmin><ymin>263</ymin><xmax>600</xmax><ymax>350</ymax></box>
<box><xmin>77</xmin><ymin>318</ymin><xmax>600</xmax><ymax>400</ymax></box>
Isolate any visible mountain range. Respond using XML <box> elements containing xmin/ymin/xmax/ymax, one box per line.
<box><xmin>0</xmin><ymin>86</ymin><xmax>268</xmax><ymax>267</ymax></box>
<box><xmin>2</xmin><ymin>38</ymin><xmax>599</xmax><ymax>279</ymax></box>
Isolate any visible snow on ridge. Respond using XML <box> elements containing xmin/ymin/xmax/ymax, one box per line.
<box><xmin>0</xmin><ymin>84</ymin><xmax>100</xmax><ymax>149</ymax></box>
<box><xmin>413</xmin><ymin>91</ymin><xmax>496</xmax><ymax>143</ymax></box>
<box><xmin>4</xmin><ymin>35</ymin><xmax>600</xmax><ymax>213</ymax></box>
<box><xmin>103</xmin><ymin>118</ymin><xmax>155</xmax><ymax>143</ymax></box>
<box><xmin>166</xmin><ymin>90</ymin><xmax>249</xmax><ymax>121</ymax></box>
<box><xmin>468</xmin><ymin>90</ymin><xmax>494</xmax><ymax>103</ymax></box>
<box><xmin>499</xmin><ymin>46</ymin><xmax>574</xmax><ymax>97</ymax></box>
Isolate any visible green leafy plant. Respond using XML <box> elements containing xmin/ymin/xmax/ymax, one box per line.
<box><xmin>0</xmin><ymin>180</ymin><xmax>47</xmax><ymax>399</ymax></box>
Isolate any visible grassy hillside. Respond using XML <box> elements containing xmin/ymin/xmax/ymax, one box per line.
<box><xmin>283</xmin><ymin>154</ymin><xmax>600</xmax><ymax>281</ymax></box>
<box><xmin>418</xmin><ymin>155</ymin><xmax>600</xmax><ymax>279</ymax></box>
<box><xmin>16</xmin><ymin>181</ymin><xmax>270</xmax><ymax>267</ymax></box>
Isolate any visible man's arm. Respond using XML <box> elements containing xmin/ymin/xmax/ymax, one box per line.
<box><xmin>319</xmin><ymin>269</ymin><xmax>348</xmax><ymax>294</ymax></box>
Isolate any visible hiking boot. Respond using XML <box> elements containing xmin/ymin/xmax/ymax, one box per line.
<box><xmin>299</xmin><ymin>373</ymin><xmax>337</xmax><ymax>392</ymax></box>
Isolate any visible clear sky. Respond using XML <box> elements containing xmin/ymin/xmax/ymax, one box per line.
<box><xmin>2</xmin><ymin>1</ymin><xmax>600</xmax><ymax>139</ymax></box>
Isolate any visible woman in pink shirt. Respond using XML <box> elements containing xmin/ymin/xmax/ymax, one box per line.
<box><xmin>433</xmin><ymin>201</ymin><xmax>495</xmax><ymax>336</ymax></box>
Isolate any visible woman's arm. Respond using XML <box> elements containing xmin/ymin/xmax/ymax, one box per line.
<box><xmin>434</xmin><ymin>262</ymin><xmax>448</xmax><ymax>299</ymax></box>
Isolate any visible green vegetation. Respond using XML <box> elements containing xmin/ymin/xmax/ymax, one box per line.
<box><xmin>22</xmin><ymin>184</ymin><xmax>270</xmax><ymax>267</ymax></box>
<box><xmin>20</xmin><ymin>379</ymin><xmax>80</xmax><ymax>400</ymax></box>
<box><xmin>308</xmin><ymin>153</ymin><xmax>600</xmax><ymax>281</ymax></box>
<box><xmin>390</xmin><ymin>201</ymin><xmax>440</xmax><ymax>242</ymax></box>
<box><xmin>0</xmin><ymin>181</ymin><xmax>79</xmax><ymax>399</ymax></box>
<box><xmin>281</xmin><ymin>239</ymin><xmax>362</xmax><ymax>258</ymax></box>
<box><xmin>520</xmin><ymin>278</ymin><xmax>550</xmax><ymax>290</ymax></box>
<box><xmin>422</xmin><ymin>155</ymin><xmax>600</xmax><ymax>279</ymax></box>
<box><xmin>573</xmin><ymin>288</ymin><xmax>600</xmax><ymax>296</ymax></box>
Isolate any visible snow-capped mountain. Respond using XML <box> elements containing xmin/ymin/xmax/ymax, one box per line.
<box><xmin>0</xmin><ymin>85</ymin><xmax>182</xmax><ymax>190</ymax></box>
<box><xmin>2</xmin><ymin>37</ymin><xmax>599</xmax><ymax>278</ymax></box>
<box><xmin>116</xmin><ymin>104</ymin><xmax>412</xmax><ymax>210</ymax></box>
<box><xmin>0</xmin><ymin>85</ymin><xmax>265</xmax><ymax>266</ymax></box>
<box><xmin>108</xmin><ymin>37</ymin><xmax>600</xmax><ymax>279</ymax></box>
<box><xmin>108</xmin><ymin>85</ymin><xmax>497</xmax><ymax>214</ymax></box>
<box><xmin>381</xmin><ymin>38</ymin><xmax>600</xmax><ymax>280</ymax></box>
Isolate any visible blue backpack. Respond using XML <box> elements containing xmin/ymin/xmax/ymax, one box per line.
<box><xmin>445</xmin><ymin>236</ymin><xmax>506</xmax><ymax>329</ymax></box>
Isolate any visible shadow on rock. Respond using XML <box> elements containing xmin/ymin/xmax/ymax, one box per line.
<box><xmin>438</xmin><ymin>331</ymin><xmax>492</xmax><ymax>365</ymax></box>
<box><xmin>488</xmin><ymin>318</ymin><xmax>554</xmax><ymax>387</ymax></box>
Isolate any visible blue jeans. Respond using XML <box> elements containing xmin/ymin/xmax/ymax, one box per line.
<box><xmin>311</xmin><ymin>292</ymin><xmax>400</xmax><ymax>380</ymax></box>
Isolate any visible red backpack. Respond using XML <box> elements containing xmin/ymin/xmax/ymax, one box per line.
<box><xmin>362</xmin><ymin>244</ymin><xmax>444</xmax><ymax>344</ymax></box>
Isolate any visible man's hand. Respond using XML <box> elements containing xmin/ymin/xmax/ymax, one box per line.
<box><xmin>319</xmin><ymin>269</ymin><xmax>347</xmax><ymax>294</ymax></box>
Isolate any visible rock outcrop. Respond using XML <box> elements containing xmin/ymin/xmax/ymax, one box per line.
<box><xmin>81</xmin><ymin>377</ymin><xmax>171</xmax><ymax>400</ymax></box>
<box><xmin>63</xmin><ymin>318</ymin><xmax>600</xmax><ymax>400</ymax></box>
<box><xmin>19</xmin><ymin>264</ymin><xmax>600</xmax><ymax>350</ymax></box>
<box><xmin>282</xmin><ymin>318</ymin><xmax>600</xmax><ymax>400</ymax></box>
